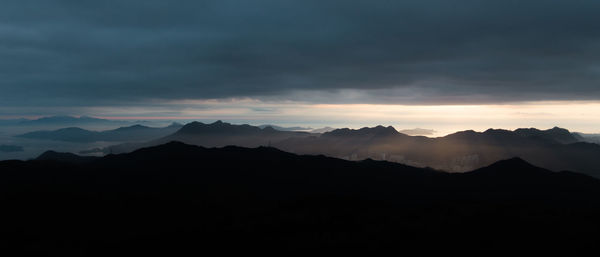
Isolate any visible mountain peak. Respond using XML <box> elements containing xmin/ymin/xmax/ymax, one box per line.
<box><xmin>514</xmin><ymin>126</ymin><xmax>579</xmax><ymax>144</ymax></box>
<box><xmin>549</xmin><ymin>126</ymin><xmax>569</xmax><ymax>132</ymax></box>
<box><xmin>376</xmin><ymin>125</ymin><xmax>399</xmax><ymax>135</ymax></box>
<box><xmin>175</xmin><ymin>121</ymin><xmax>266</xmax><ymax>135</ymax></box>
<box><xmin>494</xmin><ymin>157</ymin><xmax>532</xmax><ymax>166</ymax></box>
<box><xmin>128</xmin><ymin>124</ymin><xmax>147</xmax><ymax>129</ymax></box>
<box><xmin>444</xmin><ymin>130</ymin><xmax>479</xmax><ymax>139</ymax></box>
<box><xmin>58</xmin><ymin>127</ymin><xmax>90</xmax><ymax>132</ymax></box>
<box><xmin>36</xmin><ymin>150</ymin><xmax>96</xmax><ymax>164</ymax></box>
<box><xmin>471</xmin><ymin>157</ymin><xmax>547</xmax><ymax>177</ymax></box>
<box><xmin>324</xmin><ymin>125</ymin><xmax>399</xmax><ymax>137</ymax></box>
<box><xmin>261</xmin><ymin>126</ymin><xmax>277</xmax><ymax>132</ymax></box>
<box><xmin>177</xmin><ymin>121</ymin><xmax>205</xmax><ymax>133</ymax></box>
<box><xmin>483</xmin><ymin>128</ymin><xmax>513</xmax><ymax>134</ymax></box>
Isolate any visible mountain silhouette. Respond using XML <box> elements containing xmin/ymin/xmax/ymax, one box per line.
<box><xmin>258</xmin><ymin>124</ymin><xmax>312</xmax><ymax>131</ymax></box>
<box><xmin>17</xmin><ymin>115</ymin><xmax>112</xmax><ymax>126</ymax></box>
<box><xmin>1</xmin><ymin>142</ymin><xmax>599</xmax><ymax>255</ymax></box>
<box><xmin>280</xmin><ymin>125</ymin><xmax>600</xmax><ymax>176</ymax></box>
<box><xmin>514</xmin><ymin>126</ymin><xmax>581</xmax><ymax>144</ymax></box>
<box><xmin>310</xmin><ymin>126</ymin><xmax>336</xmax><ymax>133</ymax></box>
<box><xmin>17</xmin><ymin>123</ymin><xmax>182</xmax><ymax>143</ymax></box>
<box><xmin>36</xmin><ymin>150</ymin><xmax>98</xmax><ymax>163</ymax></box>
<box><xmin>398</xmin><ymin>127</ymin><xmax>437</xmax><ymax>136</ymax></box>
<box><xmin>322</xmin><ymin>125</ymin><xmax>400</xmax><ymax>137</ymax></box>
<box><xmin>157</xmin><ymin>120</ymin><xmax>312</xmax><ymax>148</ymax></box>
<box><xmin>94</xmin><ymin>122</ymin><xmax>600</xmax><ymax>178</ymax></box>
<box><xmin>573</xmin><ymin>132</ymin><xmax>600</xmax><ymax>144</ymax></box>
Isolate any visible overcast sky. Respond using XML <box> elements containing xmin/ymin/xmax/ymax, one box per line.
<box><xmin>1</xmin><ymin>1</ymin><xmax>600</xmax><ymax>131</ymax></box>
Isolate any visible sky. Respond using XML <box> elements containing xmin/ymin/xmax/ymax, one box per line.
<box><xmin>1</xmin><ymin>0</ymin><xmax>600</xmax><ymax>134</ymax></box>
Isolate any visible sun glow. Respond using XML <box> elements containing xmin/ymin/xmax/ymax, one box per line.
<box><xmin>86</xmin><ymin>100</ymin><xmax>600</xmax><ymax>137</ymax></box>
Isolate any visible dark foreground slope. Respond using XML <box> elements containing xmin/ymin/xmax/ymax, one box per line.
<box><xmin>1</xmin><ymin>142</ymin><xmax>600</xmax><ymax>255</ymax></box>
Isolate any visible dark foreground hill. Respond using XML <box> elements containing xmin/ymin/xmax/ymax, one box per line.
<box><xmin>1</xmin><ymin>142</ymin><xmax>600</xmax><ymax>255</ymax></box>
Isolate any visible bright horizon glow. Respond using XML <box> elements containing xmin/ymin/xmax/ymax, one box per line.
<box><xmin>70</xmin><ymin>99</ymin><xmax>600</xmax><ymax>137</ymax></box>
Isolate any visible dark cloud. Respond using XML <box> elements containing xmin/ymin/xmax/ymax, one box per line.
<box><xmin>1</xmin><ymin>0</ymin><xmax>600</xmax><ymax>107</ymax></box>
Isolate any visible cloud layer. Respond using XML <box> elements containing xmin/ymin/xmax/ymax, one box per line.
<box><xmin>2</xmin><ymin>0</ymin><xmax>600</xmax><ymax>107</ymax></box>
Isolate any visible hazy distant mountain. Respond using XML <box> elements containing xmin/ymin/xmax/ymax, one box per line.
<box><xmin>322</xmin><ymin>125</ymin><xmax>400</xmax><ymax>137</ymax></box>
<box><xmin>0</xmin><ymin>116</ymin><xmax>138</xmax><ymax>135</ymax></box>
<box><xmin>17</xmin><ymin>123</ymin><xmax>183</xmax><ymax>143</ymax></box>
<box><xmin>18</xmin><ymin>127</ymin><xmax>97</xmax><ymax>142</ymax></box>
<box><xmin>2</xmin><ymin>142</ymin><xmax>599</xmax><ymax>254</ymax></box>
<box><xmin>160</xmin><ymin>120</ymin><xmax>313</xmax><ymax>147</ymax></box>
<box><xmin>78</xmin><ymin>147</ymin><xmax>105</xmax><ymax>155</ymax></box>
<box><xmin>310</xmin><ymin>126</ymin><xmax>336</xmax><ymax>133</ymax></box>
<box><xmin>0</xmin><ymin>144</ymin><xmax>23</xmax><ymax>152</ymax></box>
<box><xmin>398</xmin><ymin>128</ymin><xmax>437</xmax><ymax>136</ymax></box>
<box><xmin>514</xmin><ymin>127</ymin><xmax>581</xmax><ymax>144</ymax></box>
<box><xmin>574</xmin><ymin>132</ymin><xmax>600</xmax><ymax>144</ymax></box>
<box><xmin>277</xmin><ymin>126</ymin><xmax>600</xmax><ymax>176</ymax></box>
<box><xmin>17</xmin><ymin>115</ymin><xmax>111</xmax><ymax>126</ymax></box>
<box><xmin>0</xmin><ymin>118</ymin><xmax>27</xmax><ymax>126</ymax></box>
<box><xmin>258</xmin><ymin>124</ymin><xmax>312</xmax><ymax>131</ymax></box>
<box><xmin>94</xmin><ymin>120</ymin><xmax>314</xmax><ymax>154</ymax></box>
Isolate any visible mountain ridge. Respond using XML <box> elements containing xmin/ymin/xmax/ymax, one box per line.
<box><xmin>17</xmin><ymin>123</ymin><xmax>183</xmax><ymax>143</ymax></box>
<box><xmin>35</xmin><ymin>141</ymin><xmax>599</xmax><ymax>181</ymax></box>
<box><xmin>3</xmin><ymin>141</ymin><xmax>600</xmax><ymax>254</ymax></box>
<box><xmin>82</xmin><ymin>121</ymin><xmax>600</xmax><ymax>177</ymax></box>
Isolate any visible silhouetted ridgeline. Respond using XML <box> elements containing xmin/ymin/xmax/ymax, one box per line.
<box><xmin>100</xmin><ymin>121</ymin><xmax>600</xmax><ymax>177</ymax></box>
<box><xmin>17</xmin><ymin>123</ymin><xmax>183</xmax><ymax>143</ymax></box>
<box><xmin>0</xmin><ymin>115</ymin><xmax>130</xmax><ymax>128</ymax></box>
<box><xmin>1</xmin><ymin>142</ymin><xmax>600</xmax><ymax>255</ymax></box>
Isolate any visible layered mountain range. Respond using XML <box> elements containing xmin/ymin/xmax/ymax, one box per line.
<box><xmin>17</xmin><ymin>123</ymin><xmax>183</xmax><ymax>143</ymax></box>
<box><xmin>94</xmin><ymin>121</ymin><xmax>600</xmax><ymax>177</ymax></box>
